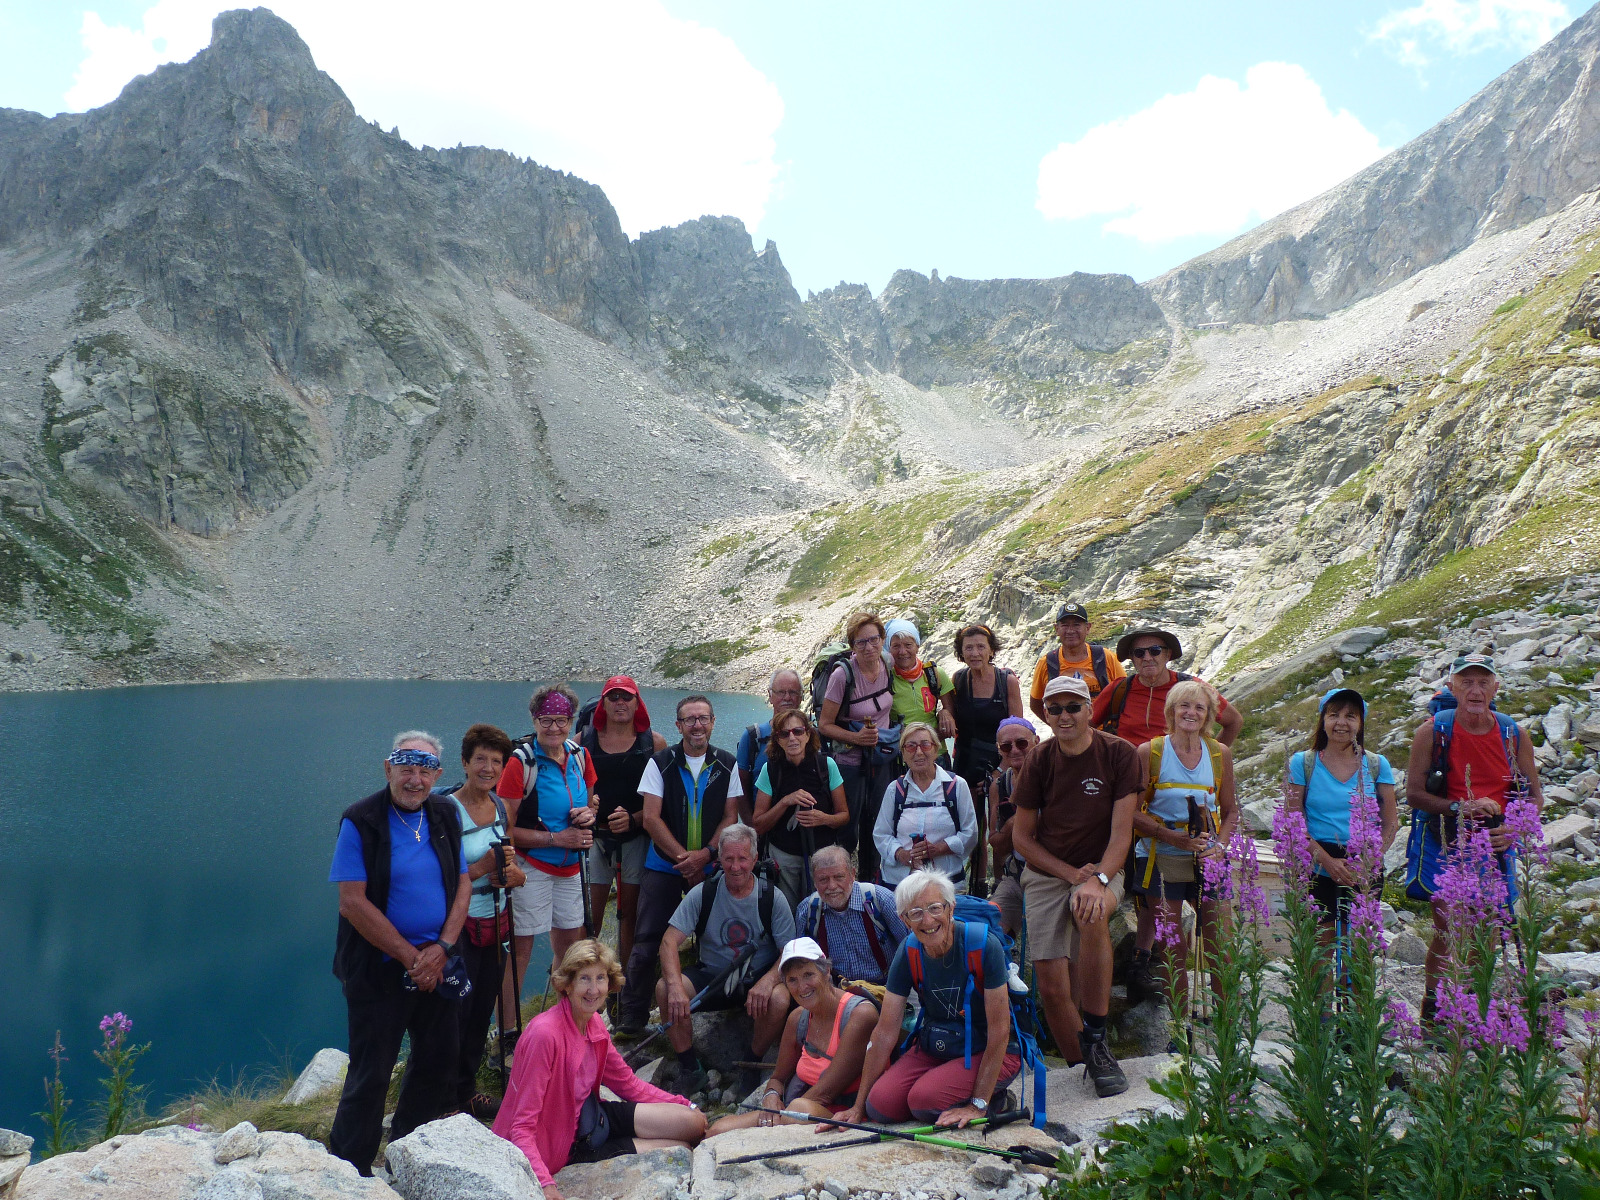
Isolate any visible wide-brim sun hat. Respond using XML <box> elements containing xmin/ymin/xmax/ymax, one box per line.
<box><xmin>1116</xmin><ymin>627</ymin><xmax>1183</xmax><ymax>662</ymax></box>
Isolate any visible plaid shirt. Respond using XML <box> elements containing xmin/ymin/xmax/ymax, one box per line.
<box><xmin>795</xmin><ymin>882</ymin><xmax>908</xmax><ymax>986</ymax></box>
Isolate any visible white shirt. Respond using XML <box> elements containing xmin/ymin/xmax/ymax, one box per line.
<box><xmin>637</xmin><ymin>753</ymin><xmax>745</xmax><ymax>800</ymax></box>
<box><xmin>874</xmin><ymin>765</ymin><xmax>978</xmax><ymax>886</ymax></box>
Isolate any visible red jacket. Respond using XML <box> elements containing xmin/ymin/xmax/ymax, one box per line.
<box><xmin>491</xmin><ymin>996</ymin><xmax>689</xmax><ymax>1186</ymax></box>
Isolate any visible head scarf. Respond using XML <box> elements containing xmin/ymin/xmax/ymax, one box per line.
<box><xmin>534</xmin><ymin>691</ymin><xmax>576</xmax><ymax>719</ymax></box>
<box><xmin>595</xmin><ymin>675</ymin><xmax>651</xmax><ymax>732</ymax></box>
<box><xmin>996</xmin><ymin>716</ymin><xmax>1036</xmax><ymax>742</ymax></box>
<box><xmin>884</xmin><ymin>618</ymin><xmax>922</xmax><ymax>648</ymax></box>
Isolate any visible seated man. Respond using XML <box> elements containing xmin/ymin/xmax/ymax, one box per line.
<box><xmin>1011</xmin><ymin>674</ymin><xmax>1141</xmax><ymax>1098</ymax></box>
<box><xmin>656</xmin><ymin>823</ymin><xmax>797</xmax><ymax>1097</ymax></box>
<box><xmin>793</xmin><ymin>845</ymin><xmax>909</xmax><ymax>987</ymax></box>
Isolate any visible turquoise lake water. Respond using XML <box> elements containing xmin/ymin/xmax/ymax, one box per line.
<box><xmin>0</xmin><ymin>679</ymin><xmax>766</xmax><ymax>1136</ymax></box>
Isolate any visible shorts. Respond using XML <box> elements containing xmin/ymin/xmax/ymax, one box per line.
<box><xmin>783</xmin><ymin>1072</ymin><xmax>856</xmax><ymax>1112</ymax></box>
<box><xmin>1309</xmin><ymin>872</ymin><xmax>1356</xmax><ymax>925</ymax></box>
<box><xmin>1021</xmin><ymin>866</ymin><xmax>1125</xmax><ymax>961</ymax></box>
<box><xmin>565</xmin><ymin>1099</ymin><xmax>638</xmax><ymax>1164</ymax></box>
<box><xmin>684</xmin><ymin>964</ymin><xmax>751</xmax><ymax>1012</ymax></box>
<box><xmin>1128</xmin><ymin>855</ymin><xmax>1199</xmax><ymax>904</ymax></box>
<box><xmin>510</xmin><ymin>866</ymin><xmax>585</xmax><ymax>936</ymax></box>
<box><xmin>991</xmin><ymin>873</ymin><xmax>1023</xmax><ymax>936</ymax></box>
<box><xmin>588</xmin><ymin>834</ymin><xmax>648</xmax><ymax>886</ymax></box>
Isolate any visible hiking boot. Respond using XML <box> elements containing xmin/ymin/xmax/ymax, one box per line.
<box><xmin>1079</xmin><ymin>1033</ymin><xmax>1128</xmax><ymax>1098</ymax></box>
<box><xmin>674</xmin><ymin>1067</ymin><xmax>708</xmax><ymax>1100</ymax></box>
<box><xmin>1125</xmin><ymin>951</ymin><xmax>1159</xmax><ymax>1005</ymax></box>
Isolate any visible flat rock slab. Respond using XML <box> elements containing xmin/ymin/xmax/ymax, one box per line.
<box><xmin>554</xmin><ymin>1145</ymin><xmax>690</xmax><ymax>1200</ymax></box>
<box><xmin>1042</xmin><ymin>1054</ymin><xmax>1178</xmax><ymax>1144</ymax></box>
<box><xmin>17</xmin><ymin>1125</ymin><xmax>393</xmax><ymax>1200</ymax></box>
<box><xmin>285</xmin><ymin>1049</ymin><xmax>350</xmax><ymax>1106</ymax></box>
<box><xmin>384</xmin><ymin>1114</ymin><xmax>540</xmax><ymax>1200</ymax></box>
<box><xmin>691</xmin><ymin>1122</ymin><xmax>1063</xmax><ymax>1200</ymax></box>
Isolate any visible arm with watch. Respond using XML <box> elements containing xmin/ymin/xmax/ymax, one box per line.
<box><xmin>335</xmin><ymin>869</ymin><xmax>469</xmax><ymax>992</ymax></box>
<box><xmin>934</xmin><ymin>981</ymin><xmax>1014</xmax><ymax>1129</ymax></box>
<box><xmin>1010</xmin><ymin>790</ymin><xmax>1139</xmax><ymax>925</ymax></box>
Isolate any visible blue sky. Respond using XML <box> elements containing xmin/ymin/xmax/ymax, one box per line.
<box><xmin>0</xmin><ymin>0</ymin><xmax>1576</xmax><ymax>295</ymax></box>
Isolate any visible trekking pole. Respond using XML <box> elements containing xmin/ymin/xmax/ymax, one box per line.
<box><xmin>734</xmin><ymin>1106</ymin><xmax>1058</xmax><ymax>1168</ymax></box>
<box><xmin>801</xmin><ymin>825</ymin><xmax>816</xmax><ymax>898</ymax></box>
<box><xmin>492</xmin><ymin>873</ymin><xmax>509</xmax><ymax>1086</ymax></box>
<box><xmin>718</xmin><ymin>1110</ymin><xmax>1030</xmax><ymax>1165</ymax></box>
<box><xmin>579</xmin><ymin>841</ymin><xmax>596</xmax><ymax>938</ymax></box>
<box><xmin>497</xmin><ymin>840</ymin><xmax>525</xmax><ymax>1053</ymax></box>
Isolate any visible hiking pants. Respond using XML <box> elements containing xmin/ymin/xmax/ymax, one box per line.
<box><xmin>864</xmin><ymin>1044</ymin><xmax>1021</xmax><ymax>1123</ymax></box>
<box><xmin>329</xmin><ymin>958</ymin><xmax>459</xmax><ymax>1175</ymax></box>
<box><xmin>841</xmin><ymin>761</ymin><xmax>899</xmax><ymax>883</ymax></box>
<box><xmin>621</xmin><ymin>867</ymin><xmax>690</xmax><ymax>1027</ymax></box>
<box><xmin>454</xmin><ymin>933</ymin><xmax>509</xmax><ymax>1110</ymax></box>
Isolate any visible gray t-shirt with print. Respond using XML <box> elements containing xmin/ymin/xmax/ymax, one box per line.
<box><xmin>669</xmin><ymin>876</ymin><xmax>796</xmax><ymax>976</ymax></box>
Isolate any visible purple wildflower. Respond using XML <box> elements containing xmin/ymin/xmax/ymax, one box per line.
<box><xmin>1153</xmin><ymin>902</ymin><xmax>1182</xmax><ymax>949</ymax></box>
<box><xmin>1272</xmin><ymin>805</ymin><xmax>1316</xmax><ymax>894</ymax></box>
<box><xmin>1346</xmin><ymin>784</ymin><xmax>1385</xmax><ymax>891</ymax></box>
<box><xmin>98</xmin><ymin>1012</ymin><xmax>132</xmax><ymax>1048</ymax></box>
<box><xmin>1584</xmin><ymin>1008</ymin><xmax>1600</xmax><ymax>1040</ymax></box>
<box><xmin>1502</xmin><ymin>795</ymin><xmax>1548</xmax><ymax>866</ymax></box>
<box><xmin>1434</xmin><ymin>980</ymin><xmax>1531</xmax><ymax>1053</ymax></box>
<box><xmin>1540</xmin><ymin>1000</ymin><xmax>1566</xmax><ymax>1051</ymax></box>
<box><xmin>1202</xmin><ymin>836</ymin><xmax>1234</xmax><ymax>903</ymax></box>
<box><xmin>1232</xmin><ymin>833</ymin><xmax>1271</xmax><ymax>930</ymax></box>
<box><xmin>1433</xmin><ymin>827</ymin><xmax>1510</xmax><ymax>954</ymax></box>
<box><xmin>1349</xmin><ymin>888</ymin><xmax>1387</xmax><ymax>953</ymax></box>
<box><xmin>1385</xmin><ymin>998</ymin><xmax>1423</xmax><ymax>1045</ymax></box>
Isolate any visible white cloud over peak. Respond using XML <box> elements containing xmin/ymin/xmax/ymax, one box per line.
<box><xmin>1371</xmin><ymin>0</ymin><xmax>1570</xmax><ymax>67</ymax></box>
<box><xmin>1035</xmin><ymin>63</ymin><xmax>1388</xmax><ymax>244</ymax></box>
<box><xmin>64</xmin><ymin>0</ymin><xmax>784</xmax><ymax>238</ymax></box>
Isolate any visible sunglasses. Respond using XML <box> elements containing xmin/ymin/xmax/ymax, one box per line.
<box><xmin>1130</xmin><ymin>646</ymin><xmax>1168</xmax><ymax>659</ymax></box>
<box><xmin>388</xmin><ymin>749</ymin><xmax>441</xmax><ymax>769</ymax></box>
<box><xmin>777</xmin><ymin>727</ymin><xmax>808</xmax><ymax>740</ymax></box>
<box><xmin>1044</xmin><ymin>701</ymin><xmax>1089</xmax><ymax>716</ymax></box>
<box><xmin>603</xmin><ymin>690</ymin><xmax>636</xmax><ymax>702</ymax></box>
<box><xmin>997</xmin><ymin>739</ymin><xmax>1032</xmax><ymax>752</ymax></box>
<box><xmin>903</xmin><ymin>740</ymin><xmax>939</xmax><ymax>754</ymax></box>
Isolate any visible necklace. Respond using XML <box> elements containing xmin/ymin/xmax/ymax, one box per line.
<box><xmin>394</xmin><ymin>805</ymin><xmax>425</xmax><ymax>842</ymax></box>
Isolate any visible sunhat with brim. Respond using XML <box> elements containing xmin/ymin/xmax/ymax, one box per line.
<box><xmin>1319</xmin><ymin>687</ymin><xmax>1366</xmax><ymax>717</ymax></box>
<box><xmin>778</xmin><ymin>936</ymin><xmax>828</xmax><ymax>972</ymax></box>
<box><xmin>594</xmin><ymin>674</ymin><xmax>651</xmax><ymax>732</ymax></box>
<box><xmin>1450</xmin><ymin>652</ymin><xmax>1500</xmax><ymax>678</ymax></box>
<box><xmin>1116</xmin><ymin>627</ymin><xmax>1183</xmax><ymax>662</ymax></box>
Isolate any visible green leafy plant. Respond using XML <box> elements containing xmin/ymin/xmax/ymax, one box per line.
<box><xmin>94</xmin><ymin>1012</ymin><xmax>150</xmax><ymax>1140</ymax></box>
<box><xmin>37</xmin><ymin>1031</ymin><xmax>77</xmax><ymax>1157</ymax></box>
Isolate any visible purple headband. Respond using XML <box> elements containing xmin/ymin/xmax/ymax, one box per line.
<box><xmin>535</xmin><ymin>692</ymin><xmax>576</xmax><ymax>718</ymax></box>
<box><xmin>997</xmin><ymin>717</ymin><xmax>1035</xmax><ymax>740</ymax></box>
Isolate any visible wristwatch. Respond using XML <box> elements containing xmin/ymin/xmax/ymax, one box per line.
<box><xmin>969</xmin><ymin>1096</ymin><xmax>989</xmax><ymax>1113</ymax></box>
<box><xmin>1094</xmin><ymin>872</ymin><xmax>1110</xmax><ymax>887</ymax></box>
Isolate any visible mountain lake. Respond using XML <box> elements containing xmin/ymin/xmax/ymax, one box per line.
<box><xmin>0</xmin><ymin>678</ymin><xmax>768</xmax><ymax>1135</ymax></box>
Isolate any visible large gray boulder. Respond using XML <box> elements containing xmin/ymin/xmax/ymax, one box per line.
<box><xmin>383</xmin><ymin>1115</ymin><xmax>540</xmax><ymax>1200</ymax></box>
<box><xmin>284</xmin><ymin>1049</ymin><xmax>350</xmax><ymax>1106</ymax></box>
<box><xmin>16</xmin><ymin>1125</ymin><xmax>392</xmax><ymax>1200</ymax></box>
<box><xmin>553</xmin><ymin>1145</ymin><xmax>690</xmax><ymax>1200</ymax></box>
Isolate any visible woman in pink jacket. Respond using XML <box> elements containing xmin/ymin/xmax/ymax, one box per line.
<box><xmin>493</xmin><ymin>939</ymin><xmax>704</xmax><ymax>1198</ymax></box>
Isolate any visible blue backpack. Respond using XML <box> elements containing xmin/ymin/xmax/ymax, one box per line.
<box><xmin>900</xmin><ymin>895</ymin><xmax>1048</xmax><ymax>1129</ymax></box>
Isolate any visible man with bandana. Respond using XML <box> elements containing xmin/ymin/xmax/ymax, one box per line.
<box><xmin>328</xmin><ymin>731</ymin><xmax>471</xmax><ymax>1175</ymax></box>
<box><xmin>618</xmin><ymin>695</ymin><xmax>743</xmax><ymax>1035</ymax></box>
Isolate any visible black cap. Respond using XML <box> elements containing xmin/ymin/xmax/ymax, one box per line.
<box><xmin>1055</xmin><ymin>602</ymin><xmax>1090</xmax><ymax>623</ymax></box>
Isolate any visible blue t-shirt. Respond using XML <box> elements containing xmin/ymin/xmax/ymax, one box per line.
<box><xmin>1290</xmin><ymin>750</ymin><xmax>1394</xmax><ymax>849</ymax></box>
<box><xmin>885</xmin><ymin>926</ymin><xmax>1013</xmax><ymax>1055</ymax></box>
<box><xmin>755</xmin><ymin>757</ymin><xmax>845</xmax><ymax>795</ymax></box>
<box><xmin>329</xmin><ymin>807</ymin><xmax>468</xmax><ymax>949</ymax></box>
<box><xmin>737</xmin><ymin>721</ymin><xmax>772</xmax><ymax>785</ymax></box>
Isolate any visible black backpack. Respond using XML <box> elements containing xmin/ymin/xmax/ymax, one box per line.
<box><xmin>888</xmin><ymin>773</ymin><xmax>963</xmax><ymax>834</ymax></box>
<box><xmin>1045</xmin><ymin>644</ymin><xmax>1109</xmax><ymax>691</ymax></box>
<box><xmin>572</xmin><ymin>696</ymin><xmax>602</xmax><ymax>738</ymax></box>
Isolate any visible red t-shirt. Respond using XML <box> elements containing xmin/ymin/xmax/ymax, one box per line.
<box><xmin>1090</xmin><ymin>672</ymin><xmax>1232</xmax><ymax>748</ymax></box>
<box><xmin>1445</xmin><ymin>721</ymin><xmax>1517</xmax><ymax>811</ymax></box>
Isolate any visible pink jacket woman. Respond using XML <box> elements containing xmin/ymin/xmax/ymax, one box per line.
<box><xmin>492</xmin><ymin>995</ymin><xmax>692</xmax><ymax>1187</ymax></box>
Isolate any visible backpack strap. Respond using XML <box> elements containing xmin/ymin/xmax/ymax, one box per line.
<box><xmin>954</xmin><ymin>666</ymin><xmax>970</xmax><ymax>704</ymax></box>
<box><xmin>1090</xmin><ymin>645</ymin><xmax>1108</xmax><ymax>690</ymax></box>
<box><xmin>940</xmin><ymin>778</ymin><xmax>962</xmax><ymax>830</ymax></box>
<box><xmin>759</xmin><ymin>879</ymin><xmax>776</xmax><ymax>955</ymax></box>
<box><xmin>1045</xmin><ymin>647</ymin><xmax>1060</xmax><ymax>679</ymax></box>
<box><xmin>890</xmin><ymin>775</ymin><xmax>913</xmax><ymax>834</ymax></box>
<box><xmin>743</xmin><ymin>724</ymin><xmax>761</xmax><ymax>771</ymax></box>
<box><xmin>694</xmin><ymin>874</ymin><xmax>720</xmax><ymax>947</ymax></box>
<box><xmin>959</xmin><ymin>920</ymin><xmax>986</xmax><ymax>1069</ymax></box>
<box><xmin>1098</xmin><ymin>677</ymin><xmax>1133</xmax><ymax>733</ymax></box>
<box><xmin>858</xmin><ymin>887</ymin><xmax>889</xmax><ymax>973</ymax></box>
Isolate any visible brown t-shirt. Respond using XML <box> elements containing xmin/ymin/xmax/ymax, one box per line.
<box><xmin>1010</xmin><ymin>730</ymin><xmax>1142</xmax><ymax>868</ymax></box>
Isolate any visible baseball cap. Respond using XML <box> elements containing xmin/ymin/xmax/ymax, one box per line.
<box><xmin>595</xmin><ymin>675</ymin><xmax>652</xmax><ymax>732</ymax></box>
<box><xmin>1450</xmin><ymin>652</ymin><xmax>1499</xmax><ymax>678</ymax></box>
<box><xmin>1055</xmin><ymin>602</ymin><xmax>1090</xmax><ymax>623</ymax></box>
<box><xmin>778</xmin><ymin>937</ymin><xmax>828</xmax><ymax>971</ymax></box>
<box><xmin>1319</xmin><ymin>687</ymin><xmax>1366</xmax><ymax>716</ymax></box>
<box><xmin>1042</xmin><ymin>674</ymin><xmax>1092</xmax><ymax>701</ymax></box>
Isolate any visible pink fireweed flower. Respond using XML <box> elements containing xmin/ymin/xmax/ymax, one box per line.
<box><xmin>99</xmin><ymin>1012</ymin><xmax>132</xmax><ymax>1047</ymax></box>
<box><xmin>1385</xmin><ymin>998</ymin><xmax>1424</xmax><ymax>1045</ymax></box>
<box><xmin>1232</xmin><ymin>833</ymin><xmax>1271</xmax><ymax>930</ymax></box>
<box><xmin>1501</xmin><ymin>795</ymin><xmax>1547</xmax><ymax>866</ymax></box>
<box><xmin>1433</xmin><ymin>826</ymin><xmax>1511</xmax><ymax>954</ymax></box>
<box><xmin>1272</xmin><ymin>805</ymin><xmax>1316</xmax><ymax>895</ymax></box>
<box><xmin>1584</xmin><ymin>1008</ymin><xmax>1600</xmax><ymax>1039</ymax></box>
<box><xmin>1348</xmin><ymin>888</ymin><xmax>1387</xmax><ymax>953</ymax></box>
<box><xmin>1153</xmin><ymin>902</ymin><xmax>1182</xmax><ymax>949</ymax></box>
<box><xmin>1346</xmin><ymin>784</ymin><xmax>1385</xmax><ymax>891</ymax></box>
<box><xmin>1435</xmin><ymin>980</ymin><xmax>1531</xmax><ymax>1054</ymax></box>
<box><xmin>1201</xmin><ymin>837</ymin><xmax>1234</xmax><ymax>903</ymax></box>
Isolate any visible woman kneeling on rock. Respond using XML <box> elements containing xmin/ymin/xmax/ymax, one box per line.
<box><xmin>705</xmin><ymin>937</ymin><xmax>878</xmax><ymax>1136</ymax></box>
<box><xmin>493</xmin><ymin>939</ymin><xmax>705</xmax><ymax>1199</ymax></box>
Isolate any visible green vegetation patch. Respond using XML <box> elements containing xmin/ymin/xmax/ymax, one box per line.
<box><xmin>1493</xmin><ymin>294</ymin><xmax>1528</xmax><ymax>316</ymax></box>
<box><xmin>1226</xmin><ymin>555</ymin><xmax>1375</xmax><ymax>674</ymax></box>
<box><xmin>781</xmin><ymin>485</ymin><xmax>973</xmax><ymax>603</ymax></box>
<box><xmin>657</xmin><ymin>636</ymin><xmax>766</xmax><ymax>679</ymax></box>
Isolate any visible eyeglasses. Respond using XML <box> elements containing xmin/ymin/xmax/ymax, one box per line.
<box><xmin>1044</xmin><ymin>701</ymin><xmax>1088</xmax><ymax>716</ymax></box>
<box><xmin>904</xmin><ymin>901</ymin><xmax>949</xmax><ymax>922</ymax></box>
<box><xmin>535</xmin><ymin>715</ymin><xmax>571</xmax><ymax>729</ymax></box>
<box><xmin>388</xmin><ymin>748</ymin><xmax>441</xmax><ymax>769</ymax></box>
<box><xmin>997</xmin><ymin>739</ymin><xmax>1032</xmax><ymax>752</ymax></box>
<box><xmin>679</xmin><ymin>715</ymin><xmax>712</xmax><ymax>726</ymax></box>
<box><xmin>1131</xmin><ymin>646</ymin><xmax>1168</xmax><ymax>659</ymax></box>
<box><xmin>852</xmin><ymin>635</ymin><xmax>883</xmax><ymax>648</ymax></box>
<box><xmin>777</xmin><ymin>727</ymin><xmax>808</xmax><ymax>740</ymax></box>
<box><xmin>903</xmin><ymin>740</ymin><xmax>938</xmax><ymax>754</ymax></box>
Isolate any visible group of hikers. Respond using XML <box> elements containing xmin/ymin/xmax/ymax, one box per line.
<box><xmin>323</xmin><ymin>605</ymin><xmax>1544</xmax><ymax>1194</ymax></box>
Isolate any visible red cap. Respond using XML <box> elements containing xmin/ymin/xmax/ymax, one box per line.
<box><xmin>595</xmin><ymin>675</ymin><xmax>650</xmax><ymax>733</ymax></box>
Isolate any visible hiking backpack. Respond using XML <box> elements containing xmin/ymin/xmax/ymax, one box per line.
<box><xmin>508</xmin><ymin>737</ymin><xmax>591</xmax><ymax>807</ymax></box>
<box><xmin>1044</xmin><ymin>645</ymin><xmax>1109</xmax><ymax>691</ymax></box>
<box><xmin>692</xmin><ymin>873</ymin><xmax>778</xmax><ymax>992</ymax></box>
<box><xmin>901</xmin><ymin>896</ymin><xmax>1048</xmax><ymax>1129</ymax></box>
<box><xmin>888</xmin><ymin>773</ymin><xmax>964</xmax><ymax>836</ymax></box>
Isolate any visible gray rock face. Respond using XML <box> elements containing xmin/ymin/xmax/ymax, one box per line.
<box><xmin>383</xmin><ymin>1114</ymin><xmax>540</xmax><ymax>1200</ymax></box>
<box><xmin>212</xmin><ymin>1123</ymin><xmax>260</xmax><ymax>1165</ymax></box>
<box><xmin>1150</xmin><ymin>5</ymin><xmax>1600</xmax><ymax>325</ymax></box>
<box><xmin>553</xmin><ymin>1145</ymin><xmax>689</xmax><ymax>1200</ymax></box>
<box><xmin>283</xmin><ymin>1049</ymin><xmax>349</xmax><ymax>1106</ymax></box>
<box><xmin>0</xmin><ymin>1134</ymin><xmax>30</xmax><ymax>1160</ymax></box>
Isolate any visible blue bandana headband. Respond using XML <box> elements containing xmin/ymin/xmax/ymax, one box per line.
<box><xmin>388</xmin><ymin>748</ymin><xmax>441</xmax><ymax>769</ymax></box>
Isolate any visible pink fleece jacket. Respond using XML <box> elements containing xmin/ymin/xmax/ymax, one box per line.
<box><xmin>491</xmin><ymin>996</ymin><xmax>691</xmax><ymax>1187</ymax></box>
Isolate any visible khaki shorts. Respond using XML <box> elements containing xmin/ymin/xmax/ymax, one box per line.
<box><xmin>588</xmin><ymin>834</ymin><xmax>648</xmax><ymax>886</ymax></box>
<box><xmin>1021</xmin><ymin>866</ymin><xmax>1125</xmax><ymax>962</ymax></box>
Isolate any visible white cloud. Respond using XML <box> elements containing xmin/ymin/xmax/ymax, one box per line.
<box><xmin>1035</xmin><ymin>63</ymin><xmax>1388</xmax><ymax>244</ymax></box>
<box><xmin>1371</xmin><ymin>0</ymin><xmax>1570</xmax><ymax>67</ymax></box>
<box><xmin>64</xmin><ymin>0</ymin><xmax>784</xmax><ymax>237</ymax></box>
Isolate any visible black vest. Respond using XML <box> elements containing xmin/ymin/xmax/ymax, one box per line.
<box><xmin>764</xmin><ymin>751</ymin><xmax>837</xmax><ymax>856</ymax></box>
<box><xmin>332</xmin><ymin>786</ymin><xmax>464</xmax><ymax>982</ymax></box>
<box><xmin>654</xmin><ymin>742</ymin><xmax>736</xmax><ymax>854</ymax></box>
<box><xmin>583</xmin><ymin>726</ymin><xmax>656</xmax><ymax>842</ymax></box>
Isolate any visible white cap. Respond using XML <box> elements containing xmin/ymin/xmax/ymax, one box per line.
<box><xmin>778</xmin><ymin>936</ymin><xmax>827</xmax><ymax>970</ymax></box>
<box><xmin>1041</xmin><ymin>674</ymin><xmax>1092</xmax><ymax>701</ymax></box>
